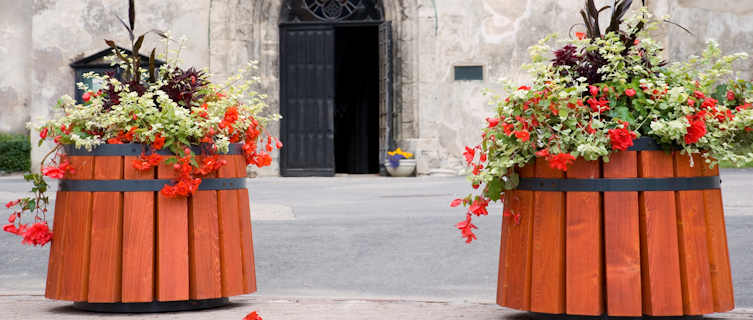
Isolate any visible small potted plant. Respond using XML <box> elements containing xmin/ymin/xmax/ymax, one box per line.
<box><xmin>3</xmin><ymin>0</ymin><xmax>280</xmax><ymax>312</ymax></box>
<box><xmin>385</xmin><ymin>148</ymin><xmax>416</xmax><ymax>177</ymax></box>
<box><xmin>453</xmin><ymin>0</ymin><xmax>745</xmax><ymax>318</ymax></box>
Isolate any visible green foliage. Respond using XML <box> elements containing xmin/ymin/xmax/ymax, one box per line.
<box><xmin>0</xmin><ymin>133</ymin><xmax>31</xmax><ymax>173</ymax></box>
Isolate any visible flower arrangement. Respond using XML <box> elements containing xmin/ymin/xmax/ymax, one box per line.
<box><xmin>453</xmin><ymin>0</ymin><xmax>753</xmax><ymax>243</ymax></box>
<box><xmin>386</xmin><ymin>148</ymin><xmax>414</xmax><ymax>168</ymax></box>
<box><xmin>3</xmin><ymin>1</ymin><xmax>280</xmax><ymax>246</ymax></box>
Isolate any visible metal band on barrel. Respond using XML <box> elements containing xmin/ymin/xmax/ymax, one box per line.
<box><xmin>516</xmin><ymin>176</ymin><xmax>721</xmax><ymax>192</ymax></box>
<box><xmin>59</xmin><ymin>178</ymin><xmax>247</xmax><ymax>192</ymax></box>
<box><xmin>626</xmin><ymin>137</ymin><xmax>676</xmax><ymax>151</ymax></box>
<box><xmin>63</xmin><ymin>143</ymin><xmax>244</xmax><ymax>156</ymax></box>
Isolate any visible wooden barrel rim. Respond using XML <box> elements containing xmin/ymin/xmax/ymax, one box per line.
<box><xmin>517</xmin><ymin>176</ymin><xmax>721</xmax><ymax>192</ymax></box>
<box><xmin>59</xmin><ymin>178</ymin><xmax>247</xmax><ymax>192</ymax></box>
<box><xmin>63</xmin><ymin>143</ymin><xmax>245</xmax><ymax>156</ymax></box>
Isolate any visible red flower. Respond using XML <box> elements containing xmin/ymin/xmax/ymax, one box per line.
<box><xmin>625</xmin><ymin>88</ymin><xmax>636</xmax><ymax>97</ymax></box>
<box><xmin>575</xmin><ymin>32</ymin><xmax>586</xmax><ymax>40</ymax></box>
<box><xmin>514</xmin><ymin>130</ymin><xmax>530</xmax><ymax>142</ymax></box>
<box><xmin>5</xmin><ymin>200</ymin><xmax>19</xmax><ymax>209</ymax></box>
<box><xmin>107</xmin><ymin>137</ymin><xmax>124</xmax><ymax>144</ymax></box>
<box><xmin>693</xmin><ymin>90</ymin><xmax>706</xmax><ymax>99</ymax></box>
<box><xmin>587</xmin><ymin>98</ymin><xmax>610</xmax><ymax>113</ymax></box>
<box><xmin>469</xmin><ymin>198</ymin><xmax>489</xmax><ymax>216</ymax></box>
<box><xmin>727</xmin><ymin>90</ymin><xmax>736</xmax><ymax>101</ymax></box>
<box><xmin>42</xmin><ymin>167</ymin><xmax>65</xmax><ymax>179</ymax></box>
<box><xmin>486</xmin><ymin>117</ymin><xmax>500</xmax><ymax>128</ymax></box>
<box><xmin>22</xmin><ymin>222</ymin><xmax>52</xmax><ymax>246</ymax></box>
<box><xmin>549</xmin><ymin>102</ymin><xmax>559</xmax><ymax>116</ymax></box>
<box><xmin>548</xmin><ymin>153</ymin><xmax>576</xmax><ymax>172</ymax></box>
<box><xmin>82</xmin><ymin>91</ymin><xmax>92</xmax><ymax>102</ymax></box>
<box><xmin>518</xmin><ymin>85</ymin><xmax>531</xmax><ymax>91</ymax></box>
<box><xmin>687</xmin><ymin>99</ymin><xmax>696</xmax><ymax>107</ymax></box>
<box><xmin>589</xmin><ymin>85</ymin><xmax>600</xmax><ymax>97</ymax></box>
<box><xmin>736</xmin><ymin>103</ymin><xmax>752</xmax><ymax>112</ymax></box>
<box><xmin>535</xmin><ymin>148</ymin><xmax>550</xmax><ymax>158</ymax></box>
<box><xmin>456</xmin><ymin>213</ymin><xmax>478</xmax><ymax>243</ymax></box>
<box><xmin>40</xmin><ymin>128</ymin><xmax>48</xmax><ymax>140</ymax></box>
<box><xmin>685</xmin><ymin>113</ymin><xmax>707</xmax><ymax>145</ymax></box>
<box><xmin>463</xmin><ymin>146</ymin><xmax>476</xmax><ymax>164</ymax></box>
<box><xmin>243</xmin><ymin>311</ymin><xmax>263</xmax><ymax>320</ymax></box>
<box><xmin>450</xmin><ymin>199</ymin><xmax>463</xmax><ymax>207</ymax></box>
<box><xmin>3</xmin><ymin>223</ymin><xmax>26</xmax><ymax>236</ymax></box>
<box><xmin>152</xmin><ymin>133</ymin><xmax>165</xmax><ymax>150</ymax></box>
<box><xmin>608</xmin><ymin>122</ymin><xmax>637</xmax><ymax>151</ymax></box>
<box><xmin>132</xmin><ymin>153</ymin><xmax>163</xmax><ymax>171</ymax></box>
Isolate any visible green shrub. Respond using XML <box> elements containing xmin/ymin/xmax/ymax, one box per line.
<box><xmin>0</xmin><ymin>133</ymin><xmax>31</xmax><ymax>173</ymax></box>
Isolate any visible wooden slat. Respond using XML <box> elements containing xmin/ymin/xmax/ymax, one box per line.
<box><xmin>497</xmin><ymin>164</ymin><xmax>535</xmax><ymax>310</ymax></box>
<box><xmin>88</xmin><ymin>156</ymin><xmax>124</xmax><ymax>302</ymax></box>
<box><xmin>674</xmin><ymin>153</ymin><xmax>714</xmax><ymax>315</ymax></box>
<box><xmin>603</xmin><ymin>151</ymin><xmax>642</xmax><ymax>316</ymax></box>
<box><xmin>565</xmin><ymin>158</ymin><xmax>603</xmax><ymax>315</ymax></box>
<box><xmin>122</xmin><ymin>156</ymin><xmax>155</xmax><ymax>302</ymax></box>
<box><xmin>530</xmin><ymin>158</ymin><xmax>566</xmax><ymax>314</ymax></box>
<box><xmin>45</xmin><ymin>191</ymin><xmax>69</xmax><ymax>299</ymax></box>
<box><xmin>638</xmin><ymin>151</ymin><xmax>684</xmax><ymax>316</ymax></box>
<box><xmin>701</xmin><ymin>164</ymin><xmax>735</xmax><ymax>312</ymax></box>
<box><xmin>189</xmin><ymin>189</ymin><xmax>222</xmax><ymax>299</ymax></box>
<box><xmin>217</xmin><ymin>155</ymin><xmax>245</xmax><ymax>296</ymax></box>
<box><xmin>234</xmin><ymin>155</ymin><xmax>257</xmax><ymax>293</ymax></box>
<box><xmin>58</xmin><ymin>156</ymin><xmax>94</xmax><ymax>301</ymax></box>
<box><xmin>156</xmin><ymin>158</ymin><xmax>189</xmax><ymax>301</ymax></box>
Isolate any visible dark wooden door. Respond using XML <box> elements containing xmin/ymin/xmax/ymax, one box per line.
<box><xmin>279</xmin><ymin>25</ymin><xmax>336</xmax><ymax>177</ymax></box>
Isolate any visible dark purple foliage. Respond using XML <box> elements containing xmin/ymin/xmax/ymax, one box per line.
<box><xmin>160</xmin><ymin>67</ymin><xmax>208</xmax><ymax>108</ymax></box>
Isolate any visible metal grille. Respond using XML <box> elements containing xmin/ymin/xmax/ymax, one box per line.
<box><xmin>282</xmin><ymin>0</ymin><xmax>383</xmax><ymax>23</ymax></box>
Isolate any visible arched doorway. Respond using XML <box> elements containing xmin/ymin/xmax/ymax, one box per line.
<box><xmin>279</xmin><ymin>0</ymin><xmax>393</xmax><ymax>176</ymax></box>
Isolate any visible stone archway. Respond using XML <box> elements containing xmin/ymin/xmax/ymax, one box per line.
<box><xmin>208</xmin><ymin>0</ymin><xmax>418</xmax><ymax>176</ymax></box>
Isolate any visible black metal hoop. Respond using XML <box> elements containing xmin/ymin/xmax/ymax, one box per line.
<box><xmin>63</xmin><ymin>143</ymin><xmax>244</xmax><ymax>156</ymax></box>
<box><xmin>72</xmin><ymin>298</ymin><xmax>230</xmax><ymax>313</ymax></box>
<box><xmin>517</xmin><ymin>176</ymin><xmax>720</xmax><ymax>192</ymax></box>
<box><xmin>59</xmin><ymin>178</ymin><xmax>247</xmax><ymax>192</ymax></box>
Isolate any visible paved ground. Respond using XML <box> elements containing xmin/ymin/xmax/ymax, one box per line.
<box><xmin>0</xmin><ymin>169</ymin><xmax>752</xmax><ymax>319</ymax></box>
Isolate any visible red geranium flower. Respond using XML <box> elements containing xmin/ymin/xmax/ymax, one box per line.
<box><xmin>625</xmin><ymin>88</ymin><xmax>636</xmax><ymax>97</ymax></box>
<box><xmin>608</xmin><ymin>122</ymin><xmax>637</xmax><ymax>151</ymax></box>
<box><xmin>727</xmin><ymin>90</ymin><xmax>736</xmax><ymax>101</ymax></box>
<box><xmin>587</xmin><ymin>98</ymin><xmax>610</xmax><ymax>113</ymax></box>
<box><xmin>514</xmin><ymin>130</ymin><xmax>530</xmax><ymax>142</ymax></box>
<box><xmin>39</xmin><ymin>128</ymin><xmax>48</xmax><ymax>140</ymax></box>
<box><xmin>42</xmin><ymin>167</ymin><xmax>65</xmax><ymax>179</ymax></box>
<box><xmin>548</xmin><ymin>153</ymin><xmax>576</xmax><ymax>172</ymax></box>
<box><xmin>22</xmin><ymin>222</ymin><xmax>52</xmax><ymax>246</ymax></box>
<box><xmin>685</xmin><ymin>113</ymin><xmax>707</xmax><ymax>144</ymax></box>
<box><xmin>450</xmin><ymin>199</ymin><xmax>463</xmax><ymax>207</ymax></box>
<box><xmin>486</xmin><ymin>117</ymin><xmax>500</xmax><ymax>128</ymax></box>
<box><xmin>456</xmin><ymin>213</ymin><xmax>478</xmax><ymax>243</ymax></box>
<box><xmin>463</xmin><ymin>146</ymin><xmax>476</xmax><ymax>164</ymax></box>
<box><xmin>575</xmin><ymin>32</ymin><xmax>585</xmax><ymax>40</ymax></box>
<box><xmin>152</xmin><ymin>133</ymin><xmax>166</xmax><ymax>150</ymax></box>
<box><xmin>243</xmin><ymin>311</ymin><xmax>263</xmax><ymax>320</ymax></box>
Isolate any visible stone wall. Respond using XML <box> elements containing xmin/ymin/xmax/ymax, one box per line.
<box><xmin>0</xmin><ymin>1</ymin><xmax>32</xmax><ymax>134</ymax></box>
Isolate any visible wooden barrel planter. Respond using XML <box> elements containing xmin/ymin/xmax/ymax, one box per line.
<box><xmin>45</xmin><ymin>144</ymin><xmax>256</xmax><ymax>312</ymax></box>
<box><xmin>497</xmin><ymin>137</ymin><xmax>734</xmax><ymax>318</ymax></box>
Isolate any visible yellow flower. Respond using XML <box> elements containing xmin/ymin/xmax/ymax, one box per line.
<box><xmin>388</xmin><ymin>148</ymin><xmax>413</xmax><ymax>159</ymax></box>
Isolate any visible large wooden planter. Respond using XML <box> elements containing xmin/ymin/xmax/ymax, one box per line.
<box><xmin>45</xmin><ymin>144</ymin><xmax>256</xmax><ymax>312</ymax></box>
<box><xmin>497</xmin><ymin>138</ymin><xmax>734</xmax><ymax>317</ymax></box>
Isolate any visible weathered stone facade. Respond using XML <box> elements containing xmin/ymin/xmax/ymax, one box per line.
<box><xmin>2</xmin><ymin>0</ymin><xmax>753</xmax><ymax>175</ymax></box>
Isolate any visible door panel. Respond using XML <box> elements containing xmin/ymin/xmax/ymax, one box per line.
<box><xmin>280</xmin><ymin>25</ymin><xmax>336</xmax><ymax>176</ymax></box>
